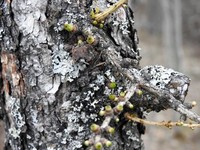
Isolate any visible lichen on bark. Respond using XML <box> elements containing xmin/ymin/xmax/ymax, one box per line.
<box><xmin>0</xmin><ymin>0</ymin><xmax>199</xmax><ymax>150</ymax></box>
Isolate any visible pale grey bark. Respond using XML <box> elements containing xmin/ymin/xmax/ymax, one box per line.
<box><xmin>0</xmin><ymin>0</ymin><xmax>143</xmax><ymax>149</ymax></box>
<box><xmin>0</xmin><ymin>0</ymin><xmax>199</xmax><ymax>150</ymax></box>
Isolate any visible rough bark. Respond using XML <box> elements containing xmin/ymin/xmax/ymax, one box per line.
<box><xmin>0</xmin><ymin>0</ymin><xmax>199</xmax><ymax>150</ymax></box>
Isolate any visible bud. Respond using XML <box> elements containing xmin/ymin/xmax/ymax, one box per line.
<box><xmin>90</xmin><ymin>123</ymin><xmax>100</xmax><ymax>133</ymax></box>
<box><xmin>84</xmin><ymin>140</ymin><xmax>91</xmax><ymax>146</ymax></box>
<box><xmin>108</xmin><ymin>82</ymin><xmax>117</xmax><ymax>89</ymax></box>
<box><xmin>135</xmin><ymin>89</ymin><xmax>143</xmax><ymax>97</ymax></box>
<box><xmin>86</xmin><ymin>35</ymin><xmax>95</xmax><ymax>44</ymax></box>
<box><xmin>105</xmin><ymin>140</ymin><xmax>112</xmax><ymax>147</ymax></box>
<box><xmin>106</xmin><ymin>126</ymin><xmax>115</xmax><ymax>134</ymax></box>
<box><xmin>116</xmin><ymin>104</ymin><xmax>123</xmax><ymax>112</ymax></box>
<box><xmin>64</xmin><ymin>23</ymin><xmax>77</xmax><ymax>32</ymax></box>
<box><xmin>99</xmin><ymin>110</ymin><xmax>106</xmax><ymax>116</ymax></box>
<box><xmin>105</xmin><ymin>105</ymin><xmax>112</xmax><ymax>112</ymax></box>
<box><xmin>192</xmin><ymin>101</ymin><xmax>197</xmax><ymax>107</ymax></box>
<box><xmin>99</xmin><ymin>23</ymin><xmax>104</xmax><ymax>28</ymax></box>
<box><xmin>128</xmin><ymin>103</ymin><xmax>134</xmax><ymax>109</ymax></box>
<box><xmin>108</xmin><ymin>94</ymin><xmax>116</xmax><ymax>101</ymax></box>
<box><xmin>119</xmin><ymin>91</ymin><xmax>126</xmax><ymax>97</ymax></box>
<box><xmin>95</xmin><ymin>142</ymin><xmax>103</xmax><ymax>150</ymax></box>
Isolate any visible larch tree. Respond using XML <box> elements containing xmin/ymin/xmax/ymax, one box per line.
<box><xmin>0</xmin><ymin>0</ymin><xmax>200</xmax><ymax>150</ymax></box>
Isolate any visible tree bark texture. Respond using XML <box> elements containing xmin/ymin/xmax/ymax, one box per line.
<box><xmin>0</xmin><ymin>0</ymin><xmax>143</xmax><ymax>149</ymax></box>
<box><xmin>0</xmin><ymin>0</ymin><xmax>197</xmax><ymax>150</ymax></box>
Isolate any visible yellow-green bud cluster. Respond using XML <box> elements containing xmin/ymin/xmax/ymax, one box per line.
<box><xmin>90</xmin><ymin>7</ymin><xmax>105</xmax><ymax>28</ymax></box>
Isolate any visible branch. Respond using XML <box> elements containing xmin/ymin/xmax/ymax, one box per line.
<box><xmin>106</xmin><ymin>47</ymin><xmax>200</xmax><ymax>123</ymax></box>
<box><xmin>125</xmin><ymin>113</ymin><xmax>200</xmax><ymax>129</ymax></box>
<box><xmin>93</xmin><ymin>0</ymin><xmax>128</xmax><ymax>22</ymax></box>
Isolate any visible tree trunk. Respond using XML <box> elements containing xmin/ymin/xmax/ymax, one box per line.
<box><xmin>162</xmin><ymin>0</ymin><xmax>183</xmax><ymax>71</ymax></box>
<box><xmin>0</xmin><ymin>0</ymin><xmax>143</xmax><ymax>149</ymax></box>
<box><xmin>1</xmin><ymin>1</ymin><xmax>198</xmax><ymax>150</ymax></box>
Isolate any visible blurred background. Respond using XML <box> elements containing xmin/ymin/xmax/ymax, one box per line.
<box><xmin>133</xmin><ymin>0</ymin><xmax>200</xmax><ymax>150</ymax></box>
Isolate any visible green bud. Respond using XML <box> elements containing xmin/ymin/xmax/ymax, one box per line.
<box><xmin>105</xmin><ymin>140</ymin><xmax>112</xmax><ymax>147</ymax></box>
<box><xmin>92</xmin><ymin>20</ymin><xmax>98</xmax><ymax>25</ymax></box>
<box><xmin>105</xmin><ymin>105</ymin><xmax>112</xmax><ymax>112</ymax></box>
<box><xmin>90</xmin><ymin>10</ymin><xmax>95</xmax><ymax>19</ymax></box>
<box><xmin>77</xmin><ymin>39</ymin><xmax>83</xmax><ymax>45</ymax></box>
<box><xmin>116</xmin><ymin>104</ymin><xmax>123</xmax><ymax>112</ymax></box>
<box><xmin>107</xmin><ymin>127</ymin><xmax>115</xmax><ymax>134</ymax></box>
<box><xmin>99</xmin><ymin>23</ymin><xmax>104</xmax><ymax>28</ymax></box>
<box><xmin>90</xmin><ymin>123</ymin><xmax>100</xmax><ymax>132</ymax></box>
<box><xmin>94</xmin><ymin>7</ymin><xmax>100</xmax><ymax>14</ymax></box>
<box><xmin>95</xmin><ymin>142</ymin><xmax>103</xmax><ymax>150</ymax></box>
<box><xmin>115</xmin><ymin>117</ymin><xmax>120</xmax><ymax>122</ymax></box>
<box><xmin>86</xmin><ymin>35</ymin><xmax>95</xmax><ymax>44</ymax></box>
<box><xmin>129</xmin><ymin>103</ymin><xmax>134</xmax><ymax>109</ymax></box>
<box><xmin>64</xmin><ymin>23</ymin><xmax>74</xmax><ymax>32</ymax></box>
<box><xmin>108</xmin><ymin>94</ymin><xmax>116</xmax><ymax>101</ymax></box>
<box><xmin>119</xmin><ymin>91</ymin><xmax>126</xmax><ymax>97</ymax></box>
<box><xmin>176</xmin><ymin>121</ymin><xmax>184</xmax><ymax>126</ymax></box>
<box><xmin>84</xmin><ymin>140</ymin><xmax>91</xmax><ymax>146</ymax></box>
<box><xmin>99</xmin><ymin>110</ymin><xmax>105</xmax><ymax>116</ymax></box>
<box><xmin>108</xmin><ymin>82</ymin><xmax>117</xmax><ymax>89</ymax></box>
<box><xmin>135</xmin><ymin>89</ymin><xmax>143</xmax><ymax>96</ymax></box>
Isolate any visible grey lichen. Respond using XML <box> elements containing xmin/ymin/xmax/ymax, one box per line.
<box><xmin>6</xmin><ymin>96</ymin><xmax>25</xmax><ymax>139</ymax></box>
<box><xmin>140</xmin><ymin>65</ymin><xmax>190</xmax><ymax>102</ymax></box>
<box><xmin>52</xmin><ymin>49</ymin><xmax>86</xmax><ymax>82</ymax></box>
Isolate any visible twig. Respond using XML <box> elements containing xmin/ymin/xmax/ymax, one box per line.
<box><xmin>105</xmin><ymin>47</ymin><xmax>200</xmax><ymax>123</ymax></box>
<box><xmin>125</xmin><ymin>113</ymin><xmax>200</xmax><ymax>129</ymax></box>
<box><xmin>94</xmin><ymin>0</ymin><xmax>128</xmax><ymax>21</ymax></box>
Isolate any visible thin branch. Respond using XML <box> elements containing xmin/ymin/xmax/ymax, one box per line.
<box><xmin>125</xmin><ymin>113</ymin><xmax>200</xmax><ymax>129</ymax></box>
<box><xmin>105</xmin><ymin>47</ymin><xmax>200</xmax><ymax>123</ymax></box>
<box><xmin>94</xmin><ymin>0</ymin><xmax>128</xmax><ymax>21</ymax></box>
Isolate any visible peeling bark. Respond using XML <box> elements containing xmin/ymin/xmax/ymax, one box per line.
<box><xmin>0</xmin><ymin>0</ymin><xmax>198</xmax><ymax>150</ymax></box>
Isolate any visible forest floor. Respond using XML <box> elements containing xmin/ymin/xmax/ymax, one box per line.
<box><xmin>139</xmin><ymin>29</ymin><xmax>200</xmax><ymax>150</ymax></box>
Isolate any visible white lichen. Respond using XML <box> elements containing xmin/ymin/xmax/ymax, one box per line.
<box><xmin>52</xmin><ymin>49</ymin><xmax>86</xmax><ymax>82</ymax></box>
<box><xmin>140</xmin><ymin>65</ymin><xmax>190</xmax><ymax>101</ymax></box>
<box><xmin>6</xmin><ymin>97</ymin><xmax>25</xmax><ymax>139</ymax></box>
<box><xmin>65</xmin><ymin>0</ymin><xmax>72</xmax><ymax>4</ymax></box>
<box><xmin>105</xmin><ymin>69</ymin><xmax>115</xmax><ymax>82</ymax></box>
